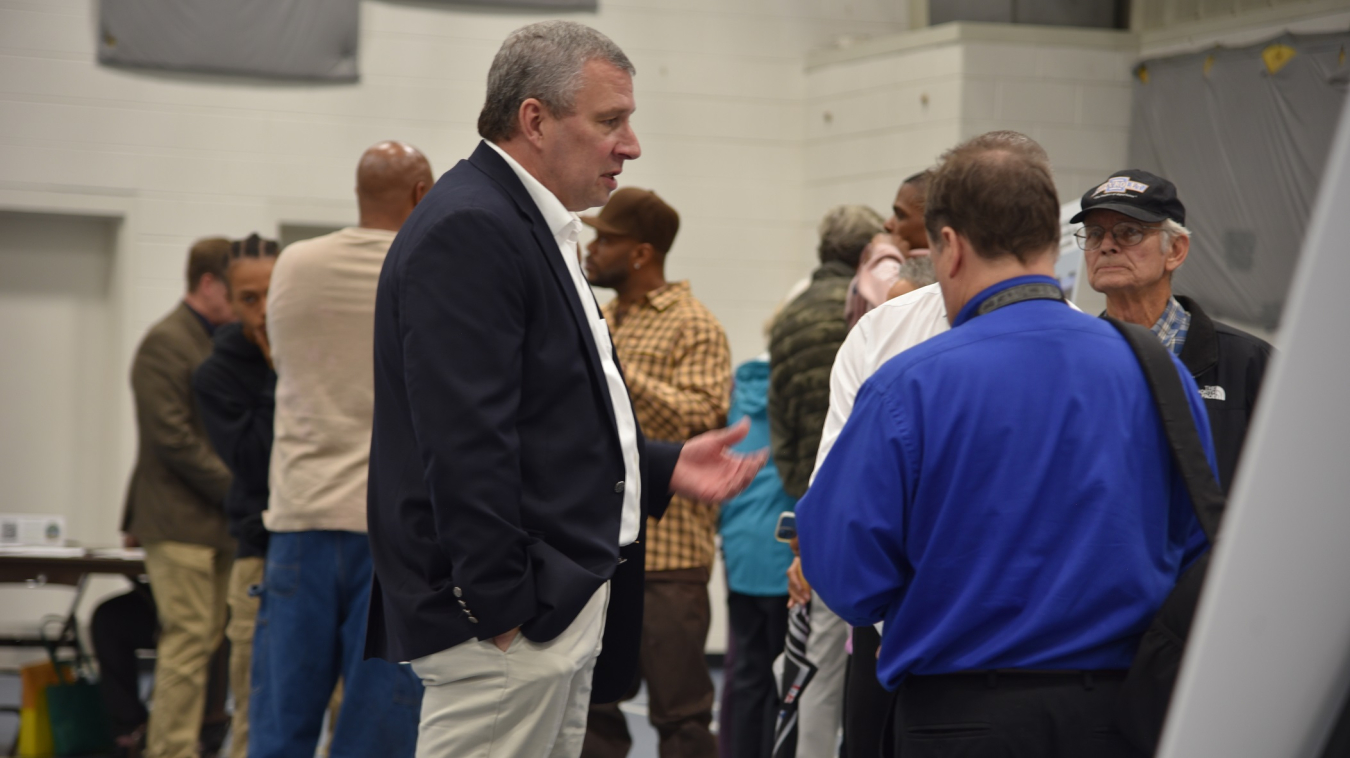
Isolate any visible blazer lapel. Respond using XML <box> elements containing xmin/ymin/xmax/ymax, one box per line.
<box><xmin>468</xmin><ymin>142</ymin><xmax>623</xmax><ymax>440</ymax></box>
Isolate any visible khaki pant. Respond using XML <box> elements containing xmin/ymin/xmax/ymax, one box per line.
<box><xmin>226</xmin><ymin>556</ymin><xmax>264</xmax><ymax>758</ymax></box>
<box><xmin>143</xmin><ymin>541</ymin><xmax>232</xmax><ymax>758</ymax></box>
<box><xmin>410</xmin><ymin>583</ymin><xmax>609</xmax><ymax>758</ymax></box>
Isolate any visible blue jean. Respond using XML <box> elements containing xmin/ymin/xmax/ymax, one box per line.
<box><xmin>248</xmin><ymin>530</ymin><xmax>422</xmax><ymax>758</ymax></box>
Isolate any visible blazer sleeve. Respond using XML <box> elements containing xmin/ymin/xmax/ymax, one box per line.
<box><xmin>642</xmin><ymin>440</ymin><xmax>682</xmax><ymax>522</ymax></box>
<box><xmin>131</xmin><ymin>331</ymin><xmax>231</xmax><ymax>506</ymax></box>
<box><xmin>397</xmin><ymin>209</ymin><xmax>537</xmax><ymax>636</ymax></box>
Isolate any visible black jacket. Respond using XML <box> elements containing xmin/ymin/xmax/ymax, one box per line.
<box><xmin>1175</xmin><ymin>295</ymin><xmax>1273</xmax><ymax>494</ymax></box>
<box><xmin>193</xmin><ymin>322</ymin><xmax>275</xmax><ymax>558</ymax></box>
<box><xmin>365</xmin><ymin>141</ymin><xmax>680</xmax><ymax>703</ymax></box>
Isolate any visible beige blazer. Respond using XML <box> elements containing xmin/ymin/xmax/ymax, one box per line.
<box><xmin>122</xmin><ymin>302</ymin><xmax>234</xmax><ymax>551</ymax></box>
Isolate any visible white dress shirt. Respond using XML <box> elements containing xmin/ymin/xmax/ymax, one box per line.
<box><xmin>811</xmin><ymin>283</ymin><xmax>951</xmax><ymax>484</ymax></box>
<box><xmin>486</xmin><ymin>141</ymin><xmax>643</xmax><ymax>546</ymax></box>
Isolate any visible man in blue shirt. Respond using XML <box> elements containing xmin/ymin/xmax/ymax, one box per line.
<box><xmin>796</xmin><ymin>132</ymin><xmax>1215</xmax><ymax>757</ymax></box>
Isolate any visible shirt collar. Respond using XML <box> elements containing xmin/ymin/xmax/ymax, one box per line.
<box><xmin>183</xmin><ymin>301</ymin><xmax>216</xmax><ymax>337</ymax></box>
<box><xmin>644</xmin><ymin>281</ymin><xmax>689</xmax><ymax>312</ymax></box>
<box><xmin>1151</xmin><ymin>296</ymin><xmax>1191</xmax><ymax>355</ymax></box>
<box><xmin>484</xmin><ymin>140</ymin><xmax>580</xmax><ymax>243</ymax></box>
<box><xmin>951</xmin><ymin>274</ymin><xmax>1061</xmax><ymax>328</ymax></box>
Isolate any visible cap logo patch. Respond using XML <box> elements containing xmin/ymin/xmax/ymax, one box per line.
<box><xmin>1093</xmin><ymin>176</ymin><xmax>1150</xmax><ymax>197</ymax></box>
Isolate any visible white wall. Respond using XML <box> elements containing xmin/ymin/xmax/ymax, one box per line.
<box><xmin>0</xmin><ymin>0</ymin><xmax>906</xmax><ymax>549</ymax></box>
<box><xmin>0</xmin><ymin>0</ymin><xmax>912</xmax><ymax>650</ymax></box>
<box><xmin>805</xmin><ymin>23</ymin><xmax>1139</xmax><ymax>226</ymax></box>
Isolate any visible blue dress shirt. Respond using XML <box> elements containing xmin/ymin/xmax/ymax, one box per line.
<box><xmin>797</xmin><ymin>275</ymin><xmax>1215</xmax><ymax>689</ymax></box>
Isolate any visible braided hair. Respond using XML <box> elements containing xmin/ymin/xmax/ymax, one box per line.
<box><xmin>230</xmin><ymin>233</ymin><xmax>280</xmax><ymax>261</ymax></box>
<box><xmin>224</xmin><ymin>233</ymin><xmax>279</xmax><ymax>294</ymax></box>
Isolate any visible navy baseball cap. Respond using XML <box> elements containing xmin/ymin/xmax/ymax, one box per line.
<box><xmin>1070</xmin><ymin>169</ymin><xmax>1186</xmax><ymax>226</ymax></box>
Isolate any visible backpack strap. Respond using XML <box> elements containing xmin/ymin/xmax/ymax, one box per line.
<box><xmin>1104</xmin><ymin>317</ymin><xmax>1225</xmax><ymax>541</ymax></box>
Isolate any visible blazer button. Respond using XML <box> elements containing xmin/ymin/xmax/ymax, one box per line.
<box><xmin>614</xmin><ymin>481</ymin><xmax>625</xmax><ymax>493</ymax></box>
<box><xmin>453</xmin><ymin>587</ymin><xmax>463</xmax><ymax>598</ymax></box>
<box><xmin>467</xmin><ymin>616</ymin><xmax>479</xmax><ymax>624</ymax></box>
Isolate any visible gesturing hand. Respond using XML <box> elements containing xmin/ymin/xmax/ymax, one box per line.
<box><xmin>669</xmin><ymin>419</ymin><xmax>767</xmax><ymax>502</ymax></box>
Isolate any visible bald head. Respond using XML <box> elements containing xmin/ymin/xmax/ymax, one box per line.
<box><xmin>356</xmin><ymin>141</ymin><xmax>434</xmax><ymax>232</ymax></box>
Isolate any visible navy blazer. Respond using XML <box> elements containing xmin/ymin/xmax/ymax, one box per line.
<box><xmin>365</xmin><ymin>141</ymin><xmax>680</xmax><ymax>703</ymax></box>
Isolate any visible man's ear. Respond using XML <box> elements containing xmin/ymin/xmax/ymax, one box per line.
<box><xmin>518</xmin><ymin>99</ymin><xmax>549</xmax><ymax>148</ymax></box>
<box><xmin>939</xmin><ymin>226</ymin><xmax>964</xmax><ymax>279</ymax></box>
<box><xmin>411</xmin><ymin>180</ymin><xmax>430</xmax><ymax>207</ymax></box>
<box><xmin>632</xmin><ymin>242</ymin><xmax>658</xmax><ymax>270</ymax></box>
<box><xmin>1164</xmin><ymin>233</ymin><xmax>1190</xmax><ymax>275</ymax></box>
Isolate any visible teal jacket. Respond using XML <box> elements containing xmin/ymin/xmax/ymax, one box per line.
<box><xmin>719</xmin><ymin>358</ymin><xmax>797</xmax><ymax>596</ymax></box>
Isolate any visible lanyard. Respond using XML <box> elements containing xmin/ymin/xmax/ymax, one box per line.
<box><xmin>973</xmin><ymin>282</ymin><xmax>1066</xmax><ymax>318</ymax></box>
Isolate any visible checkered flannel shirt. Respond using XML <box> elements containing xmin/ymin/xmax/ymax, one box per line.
<box><xmin>603</xmin><ymin>281</ymin><xmax>732</xmax><ymax>572</ymax></box>
<box><xmin>1151</xmin><ymin>296</ymin><xmax>1191</xmax><ymax>356</ymax></box>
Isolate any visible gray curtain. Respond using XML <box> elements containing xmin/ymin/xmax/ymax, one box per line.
<box><xmin>1128</xmin><ymin>32</ymin><xmax>1349</xmax><ymax>329</ymax></box>
<box><xmin>99</xmin><ymin>0</ymin><xmax>360</xmax><ymax>81</ymax></box>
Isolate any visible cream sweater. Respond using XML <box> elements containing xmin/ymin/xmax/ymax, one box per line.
<box><xmin>265</xmin><ymin>227</ymin><xmax>396</xmax><ymax>533</ymax></box>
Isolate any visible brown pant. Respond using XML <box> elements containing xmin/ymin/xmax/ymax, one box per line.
<box><xmin>581</xmin><ymin>568</ymin><xmax>717</xmax><ymax>758</ymax></box>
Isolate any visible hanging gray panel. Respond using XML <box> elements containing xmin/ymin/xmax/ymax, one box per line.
<box><xmin>1127</xmin><ymin>32</ymin><xmax>1349</xmax><ymax>330</ymax></box>
<box><xmin>422</xmin><ymin>0</ymin><xmax>596</xmax><ymax>8</ymax></box>
<box><xmin>98</xmin><ymin>0</ymin><xmax>360</xmax><ymax>81</ymax></box>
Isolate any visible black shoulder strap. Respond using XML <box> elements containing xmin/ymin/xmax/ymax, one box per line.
<box><xmin>1105</xmin><ymin>317</ymin><xmax>1225</xmax><ymax>541</ymax></box>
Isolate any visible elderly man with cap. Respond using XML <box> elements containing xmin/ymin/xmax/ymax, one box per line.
<box><xmin>1076</xmin><ymin>169</ymin><xmax>1273</xmax><ymax>493</ymax></box>
<box><xmin>578</xmin><ymin>187</ymin><xmax>732</xmax><ymax>758</ymax></box>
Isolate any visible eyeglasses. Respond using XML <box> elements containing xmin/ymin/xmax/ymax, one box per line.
<box><xmin>1074</xmin><ymin>223</ymin><xmax>1162</xmax><ymax>251</ymax></box>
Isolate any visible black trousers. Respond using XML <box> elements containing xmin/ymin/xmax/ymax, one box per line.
<box><xmin>582</xmin><ymin>570</ymin><xmax>717</xmax><ymax>758</ymax></box>
<box><xmin>843</xmin><ymin>626</ymin><xmax>894</xmax><ymax>758</ymax></box>
<box><xmin>91</xmin><ymin>583</ymin><xmax>159</xmax><ymax>737</ymax></box>
<box><xmin>893</xmin><ymin>670</ymin><xmax>1145</xmax><ymax>758</ymax></box>
<box><xmin>726</xmin><ymin>592</ymin><xmax>788</xmax><ymax>758</ymax></box>
<box><xmin>89</xmin><ymin>581</ymin><xmax>231</xmax><ymax>744</ymax></box>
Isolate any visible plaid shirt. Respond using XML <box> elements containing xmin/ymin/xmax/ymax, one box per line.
<box><xmin>1151</xmin><ymin>296</ymin><xmax>1191</xmax><ymax>356</ymax></box>
<box><xmin>603</xmin><ymin>281</ymin><xmax>732</xmax><ymax>572</ymax></box>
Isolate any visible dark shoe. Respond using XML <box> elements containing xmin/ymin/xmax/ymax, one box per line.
<box><xmin>112</xmin><ymin>723</ymin><xmax>146</xmax><ymax>758</ymax></box>
<box><xmin>198</xmin><ymin>717</ymin><xmax>230</xmax><ymax>758</ymax></box>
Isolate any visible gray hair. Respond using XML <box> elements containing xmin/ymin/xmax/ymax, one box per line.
<box><xmin>818</xmin><ymin>205</ymin><xmax>885</xmax><ymax>268</ymax></box>
<box><xmin>961</xmin><ymin>129</ymin><xmax>1051</xmax><ymax>166</ymax></box>
<box><xmin>1159</xmin><ymin>218</ymin><xmax>1191</xmax><ymax>253</ymax></box>
<box><xmin>478</xmin><ymin>21</ymin><xmax>635</xmax><ymax>142</ymax></box>
<box><xmin>897</xmin><ymin>255</ymin><xmax>937</xmax><ymax>288</ymax></box>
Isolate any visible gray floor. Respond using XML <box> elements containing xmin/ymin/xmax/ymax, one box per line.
<box><xmin>0</xmin><ymin>667</ymin><xmax>725</xmax><ymax>757</ymax></box>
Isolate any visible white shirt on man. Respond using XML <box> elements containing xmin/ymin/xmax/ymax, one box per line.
<box><xmin>812</xmin><ymin>283</ymin><xmax>951</xmax><ymax>483</ymax></box>
<box><xmin>486</xmin><ymin>140</ymin><xmax>643</xmax><ymax>546</ymax></box>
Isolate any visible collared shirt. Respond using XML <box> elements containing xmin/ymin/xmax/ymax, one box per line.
<box><xmin>486</xmin><ymin>141</ymin><xmax>643</xmax><ymax>545</ymax></box>
<box><xmin>1152</xmin><ymin>296</ymin><xmax>1191</xmax><ymax>356</ymax></box>
<box><xmin>602</xmin><ymin>281</ymin><xmax>731</xmax><ymax>571</ymax></box>
<box><xmin>797</xmin><ymin>275</ymin><xmax>1214</xmax><ymax>688</ymax></box>
<box><xmin>184</xmin><ymin>301</ymin><xmax>216</xmax><ymax>337</ymax></box>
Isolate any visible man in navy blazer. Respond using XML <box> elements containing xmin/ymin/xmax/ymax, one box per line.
<box><xmin>365</xmin><ymin>21</ymin><xmax>764</xmax><ymax>757</ymax></box>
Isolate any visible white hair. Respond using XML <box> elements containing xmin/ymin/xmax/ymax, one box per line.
<box><xmin>1159</xmin><ymin>218</ymin><xmax>1191</xmax><ymax>253</ymax></box>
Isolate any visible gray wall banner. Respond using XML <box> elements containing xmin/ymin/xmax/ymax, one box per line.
<box><xmin>98</xmin><ymin>0</ymin><xmax>360</xmax><ymax>81</ymax></box>
<box><xmin>1127</xmin><ymin>32</ymin><xmax>1349</xmax><ymax>330</ymax></box>
<box><xmin>424</xmin><ymin>0</ymin><xmax>596</xmax><ymax>7</ymax></box>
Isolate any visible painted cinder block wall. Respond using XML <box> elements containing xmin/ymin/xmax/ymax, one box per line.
<box><xmin>0</xmin><ymin>0</ymin><xmax>908</xmax><ymax>648</ymax></box>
